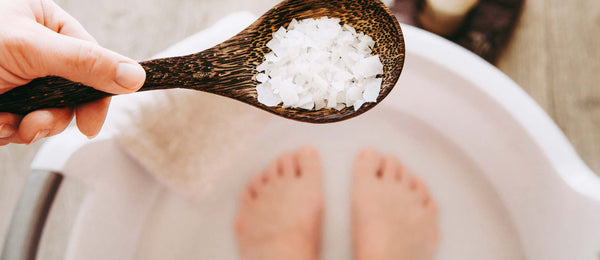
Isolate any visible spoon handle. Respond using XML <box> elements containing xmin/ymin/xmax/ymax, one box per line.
<box><xmin>0</xmin><ymin>76</ymin><xmax>112</xmax><ymax>115</ymax></box>
<box><xmin>0</xmin><ymin>53</ymin><xmax>218</xmax><ymax>115</ymax></box>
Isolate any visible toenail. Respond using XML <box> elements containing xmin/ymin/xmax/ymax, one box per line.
<box><xmin>261</xmin><ymin>176</ymin><xmax>269</xmax><ymax>184</ymax></box>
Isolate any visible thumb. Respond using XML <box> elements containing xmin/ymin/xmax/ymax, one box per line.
<box><xmin>32</xmin><ymin>28</ymin><xmax>146</xmax><ymax>94</ymax></box>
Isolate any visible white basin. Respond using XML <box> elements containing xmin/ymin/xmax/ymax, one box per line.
<box><xmin>30</xmin><ymin>12</ymin><xmax>600</xmax><ymax>260</ymax></box>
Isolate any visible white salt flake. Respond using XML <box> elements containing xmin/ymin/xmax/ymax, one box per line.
<box><xmin>346</xmin><ymin>86</ymin><xmax>362</xmax><ymax>102</ymax></box>
<box><xmin>353</xmin><ymin>100</ymin><xmax>365</xmax><ymax>111</ymax></box>
<box><xmin>315</xmin><ymin>99</ymin><xmax>326</xmax><ymax>110</ymax></box>
<box><xmin>279</xmin><ymin>81</ymin><xmax>300</xmax><ymax>107</ymax></box>
<box><xmin>363</xmin><ymin>78</ymin><xmax>383</xmax><ymax>102</ymax></box>
<box><xmin>327</xmin><ymin>91</ymin><xmax>338</xmax><ymax>108</ymax></box>
<box><xmin>256</xmin><ymin>73</ymin><xmax>269</xmax><ymax>83</ymax></box>
<box><xmin>331</xmin><ymin>81</ymin><xmax>345</xmax><ymax>91</ymax></box>
<box><xmin>273</xmin><ymin>27</ymin><xmax>287</xmax><ymax>39</ymax></box>
<box><xmin>342</xmin><ymin>24</ymin><xmax>357</xmax><ymax>34</ymax></box>
<box><xmin>256</xmin><ymin>61</ymin><xmax>268</xmax><ymax>72</ymax></box>
<box><xmin>288</xmin><ymin>19</ymin><xmax>299</xmax><ymax>29</ymax></box>
<box><xmin>256</xmin><ymin>84</ymin><xmax>281</xmax><ymax>107</ymax></box>
<box><xmin>352</xmin><ymin>55</ymin><xmax>384</xmax><ymax>78</ymax></box>
<box><xmin>255</xmin><ymin>17</ymin><xmax>384</xmax><ymax>111</ymax></box>
<box><xmin>264</xmin><ymin>52</ymin><xmax>279</xmax><ymax>62</ymax></box>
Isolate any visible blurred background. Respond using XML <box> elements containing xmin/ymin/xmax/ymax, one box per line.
<box><xmin>0</xmin><ymin>0</ymin><xmax>598</xmax><ymax>257</ymax></box>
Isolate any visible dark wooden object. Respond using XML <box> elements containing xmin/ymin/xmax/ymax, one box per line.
<box><xmin>0</xmin><ymin>0</ymin><xmax>404</xmax><ymax>124</ymax></box>
<box><xmin>390</xmin><ymin>0</ymin><xmax>523</xmax><ymax>63</ymax></box>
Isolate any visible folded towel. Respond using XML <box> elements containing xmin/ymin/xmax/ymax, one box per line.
<box><xmin>117</xmin><ymin>12</ymin><xmax>271</xmax><ymax>202</ymax></box>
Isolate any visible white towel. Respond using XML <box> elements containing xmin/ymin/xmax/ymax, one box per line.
<box><xmin>116</xmin><ymin>12</ymin><xmax>272</xmax><ymax>202</ymax></box>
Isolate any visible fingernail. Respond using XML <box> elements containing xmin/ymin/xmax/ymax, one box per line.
<box><xmin>87</xmin><ymin>134</ymin><xmax>98</xmax><ymax>140</ymax></box>
<box><xmin>0</xmin><ymin>124</ymin><xmax>15</xmax><ymax>138</ymax></box>
<box><xmin>115</xmin><ymin>62</ymin><xmax>146</xmax><ymax>90</ymax></box>
<box><xmin>29</xmin><ymin>129</ymin><xmax>50</xmax><ymax>145</ymax></box>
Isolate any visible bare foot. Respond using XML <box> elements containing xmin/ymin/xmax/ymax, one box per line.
<box><xmin>352</xmin><ymin>148</ymin><xmax>439</xmax><ymax>260</ymax></box>
<box><xmin>235</xmin><ymin>147</ymin><xmax>323</xmax><ymax>260</ymax></box>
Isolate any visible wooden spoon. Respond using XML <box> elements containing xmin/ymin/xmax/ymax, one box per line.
<box><xmin>0</xmin><ymin>0</ymin><xmax>404</xmax><ymax>124</ymax></box>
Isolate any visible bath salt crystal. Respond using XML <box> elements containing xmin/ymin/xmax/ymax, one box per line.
<box><xmin>255</xmin><ymin>17</ymin><xmax>384</xmax><ymax>111</ymax></box>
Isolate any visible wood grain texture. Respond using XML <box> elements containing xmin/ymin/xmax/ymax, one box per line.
<box><xmin>497</xmin><ymin>0</ymin><xmax>600</xmax><ymax>174</ymax></box>
<box><xmin>0</xmin><ymin>0</ymin><xmax>405</xmax><ymax>124</ymax></box>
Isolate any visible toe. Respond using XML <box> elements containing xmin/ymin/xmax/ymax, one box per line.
<box><xmin>234</xmin><ymin>215</ymin><xmax>245</xmax><ymax>236</ymax></box>
<box><xmin>265</xmin><ymin>160</ymin><xmax>278</xmax><ymax>179</ymax></box>
<box><xmin>278</xmin><ymin>152</ymin><xmax>297</xmax><ymax>177</ymax></box>
<box><xmin>427</xmin><ymin>196</ymin><xmax>438</xmax><ymax>213</ymax></box>
<box><xmin>413</xmin><ymin>176</ymin><xmax>432</xmax><ymax>205</ymax></box>
<box><xmin>408</xmin><ymin>175</ymin><xmax>418</xmax><ymax>191</ymax></box>
<box><xmin>243</xmin><ymin>186</ymin><xmax>257</xmax><ymax>202</ymax></box>
<box><xmin>240</xmin><ymin>179</ymin><xmax>259</xmax><ymax>202</ymax></box>
<box><xmin>394</xmin><ymin>162</ymin><xmax>407</xmax><ymax>182</ymax></box>
<box><xmin>381</xmin><ymin>156</ymin><xmax>399</xmax><ymax>180</ymax></box>
<box><xmin>398</xmin><ymin>164</ymin><xmax>416</xmax><ymax>189</ymax></box>
<box><xmin>247</xmin><ymin>173</ymin><xmax>265</xmax><ymax>199</ymax></box>
<box><xmin>353</xmin><ymin>148</ymin><xmax>383</xmax><ymax>180</ymax></box>
<box><xmin>296</xmin><ymin>146</ymin><xmax>322</xmax><ymax>178</ymax></box>
<box><xmin>260</xmin><ymin>174</ymin><xmax>269</xmax><ymax>185</ymax></box>
<box><xmin>251</xmin><ymin>170</ymin><xmax>267</xmax><ymax>186</ymax></box>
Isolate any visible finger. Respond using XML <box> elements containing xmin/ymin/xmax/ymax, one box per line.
<box><xmin>0</xmin><ymin>113</ymin><xmax>21</xmax><ymax>138</ymax></box>
<box><xmin>27</xmin><ymin>26</ymin><xmax>145</xmax><ymax>94</ymax></box>
<box><xmin>0</xmin><ymin>138</ymin><xmax>17</xmax><ymax>146</ymax></box>
<box><xmin>75</xmin><ymin>97</ymin><xmax>110</xmax><ymax>138</ymax></box>
<box><xmin>33</xmin><ymin>0</ymin><xmax>96</xmax><ymax>42</ymax></box>
<box><xmin>0</xmin><ymin>134</ymin><xmax>27</xmax><ymax>145</ymax></box>
<box><xmin>18</xmin><ymin>107</ymin><xmax>74</xmax><ymax>144</ymax></box>
<box><xmin>0</xmin><ymin>113</ymin><xmax>26</xmax><ymax>144</ymax></box>
<box><xmin>0</xmin><ymin>68</ymin><xmax>27</xmax><ymax>92</ymax></box>
<box><xmin>29</xmin><ymin>1</ymin><xmax>115</xmax><ymax>139</ymax></box>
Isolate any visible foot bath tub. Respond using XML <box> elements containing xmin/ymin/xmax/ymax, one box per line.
<box><xmin>3</xmin><ymin>12</ymin><xmax>599</xmax><ymax>260</ymax></box>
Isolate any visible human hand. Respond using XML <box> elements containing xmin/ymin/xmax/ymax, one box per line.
<box><xmin>0</xmin><ymin>0</ymin><xmax>146</xmax><ymax>145</ymax></box>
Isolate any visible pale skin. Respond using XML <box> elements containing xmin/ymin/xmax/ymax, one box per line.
<box><xmin>236</xmin><ymin>147</ymin><xmax>439</xmax><ymax>260</ymax></box>
<box><xmin>0</xmin><ymin>0</ymin><xmax>146</xmax><ymax>146</ymax></box>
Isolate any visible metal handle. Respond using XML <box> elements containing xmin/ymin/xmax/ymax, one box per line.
<box><xmin>1</xmin><ymin>170</ymin><xmax>63</xmax><ymax>260</ymax></box>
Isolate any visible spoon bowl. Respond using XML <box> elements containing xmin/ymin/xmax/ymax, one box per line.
<box><xmin>0</xmin><ymin>0</ymin><xmax>404</xmax><ymax>123</ymax></box>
